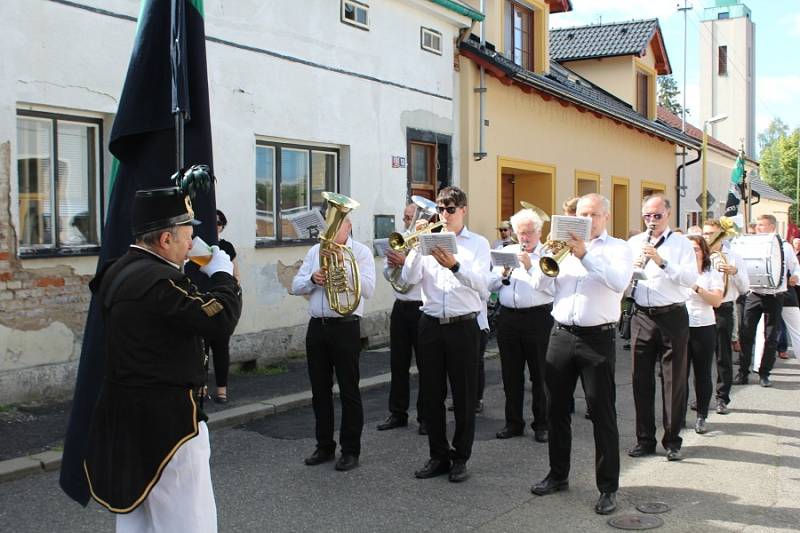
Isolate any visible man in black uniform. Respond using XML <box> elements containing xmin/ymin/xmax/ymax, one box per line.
<box><xmin>84</xmin><ymin>187</ymin><xmax>242</xmax><ymax>532</ymax></box>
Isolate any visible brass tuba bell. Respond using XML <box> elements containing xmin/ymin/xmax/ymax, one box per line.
<box><xmin>706</xmin><ymin>216</ymin><xmax>740</xmax><ymax>296</ymax></box>
<box><xmin>320</xmin><ymin>191</ymin><xmax>361</xmax><ymax>315</ymax></box>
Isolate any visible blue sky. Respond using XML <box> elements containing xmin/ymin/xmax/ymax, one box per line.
<box><xmin>549</xmin><ymin>0</ymin><xmax>800</xmax><ymax>153</ymax></box>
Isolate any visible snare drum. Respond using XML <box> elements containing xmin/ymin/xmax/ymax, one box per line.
<box><xmin>730</xmin><ymin>234</ymin><xmax>785</xmax><ymax>289</ymax></box>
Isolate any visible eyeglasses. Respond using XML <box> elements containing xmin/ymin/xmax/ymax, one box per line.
<box><xmin>436</xmin><ymin>205</ymin><xmax>460</xmax><ymax>214</ymax></box>
<box><xmin>402</xmin><ymin>215</ymin><xmax>413</xmax><ymax>221</ymax></box>
<box><xmin>499</xmin><ymin>228</ymin><xmax>510</xmax><ymax>233</ymax></box>
<box><xmin>642</xmin><ymin>213</ymin><xmax>665</xmax><ymax>220</ymax></box>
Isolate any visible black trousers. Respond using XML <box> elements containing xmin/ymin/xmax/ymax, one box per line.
<box><xmin>208</xmin><ymin>336</ymin><xmax>231</xmax><ymax>388</ymax></box>
<box><xmin>631</xmin><ymin>306</ymin><xmax>689</xmax><ymax>451</ymax></box>
<box><xmin>688</xmin><ymin>325</ymin><xmax>716</xmax><ymax>418</ymax></box>
<box><xmin>739</xmin><ymin>292</ymin><xmax>781</xmax><ymax>378</ymax></box>
<box><xmin>419</xmin><ymin>315</ymin><xmax>480</xmax><ymax>463</ymax></box>
<box><xmin>546</xmin><ymin>326</ymin><xmax>619</xmax><ymax>493</ymax></box>
<box><xmin>305</xmin><ymin>318</ymin><xmax>363</xmax><ymax>456</ymax></box>
<box><xmin>497</xmin><ymin>305</ymin><xmax>553</xmax><ymax>431</ymax></box>
<box><xmin>714</xmin><ymin>302</ymin><xmax>734</xmax><ymax>404</ymax></box>
<box><xmin>478</xmin><ymin>328</ymin><xmax>488</xmax><ymax>401</ymax></box>
<box><xmin>388</xmin><ymin>300</ymin><xmax>423</xmax><ymax>421</ymax></box>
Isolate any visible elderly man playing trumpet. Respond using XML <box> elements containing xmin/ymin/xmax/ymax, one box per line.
<box><xmin>488</xmin><ymin>208</ymin><xmax>553</xmax><ymax>443</ymax></box>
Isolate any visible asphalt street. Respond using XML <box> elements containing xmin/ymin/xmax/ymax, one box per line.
<box><xmin>1</xmin><ymin>342</ymin><xmax>799</xmax><ymax>532</ymax></box>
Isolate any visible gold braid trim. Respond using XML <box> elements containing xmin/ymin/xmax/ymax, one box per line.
<box><xmin>167</xmin><ymin>279</ymin><xmax>225</xmax><ymax>316</ymax></box>
<box><xmin>85</xmin><ymin>389</ymin><xmax>199</xmax><ymax>514</ymax></box>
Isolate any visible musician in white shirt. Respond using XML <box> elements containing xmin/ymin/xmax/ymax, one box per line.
<box><xmin>402</xmin><ymin>186</ymin><xmax>491</xmax><ymax>483</ymax></box>
<box><xmin>737</xmin><ymin>214</ymin><xmax>800</xmax><ymax>387</ymax></box>
<box><xmin>529</xmin><ymin>193</ymin><xmax>632</xmax><ymax>515</ymax></box>
<box><xmin>702</xmin><ymin>220</ymin><xmax>749</xmax><ymax>414</ymax></box>
<box><xmin>488</xmin><ymin>208</ymin><xmax>553</xmax><ymax>442</ymax></box>
<box><xmin>627</xmin><ymin>194</ymin><xmax>697</xmax><ymax>462</ymax></box>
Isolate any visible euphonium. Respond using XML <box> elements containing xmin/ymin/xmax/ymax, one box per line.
<box><xmin>320</xmin><ymin>191</ymin><xmax>361</xmax><ymax>315</ymax></box>
<box><xmin>383</xmin><ymin>195</ymin><xmax>442</xmax><ymax>293</ymax></box>
<box><xmin>706</xmin><ymin>216</ymin><xmax>740</xmax><ymax>296</ymax></box>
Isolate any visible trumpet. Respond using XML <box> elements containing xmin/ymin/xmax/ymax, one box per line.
<box><xmin>320</xmin><ymin>191</ymin><xmax>361</xmax><ymax>315</ymax></box>
<box><xmin>383</xmin><ymin>195</ymin><xmax>443</xmax><ymax>293</ymax></box>
<box><xmin>706</xmin><ymin>216</ymin><xmax>740</xmax><ymax>296</ymax></box>
<box><xmin>539</xmin><ymin>240</ymin><xmax>570</xmax><ymax>277</ymax></box>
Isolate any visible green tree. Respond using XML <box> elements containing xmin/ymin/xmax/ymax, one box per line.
<box><xmin>657</xmin><ymin>75</ymin><xmax>687</xmax><ymax>116</ymax></box>
<box><xmin>759</xmin><ymin>119</ymin><xmax>800</xmax><ymax>219</ymax></box>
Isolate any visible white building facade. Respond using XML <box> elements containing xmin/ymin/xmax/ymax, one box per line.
<box><xmin>0</xmin><ymin>0</ymin><xmax>479</xmax><ymax>403</ymax></box>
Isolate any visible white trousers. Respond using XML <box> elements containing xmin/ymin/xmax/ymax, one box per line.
<box><xmin>753</xmin><ymin>306</ymin><xmax>800</xmax><ymax>371</ymax></box>
<box><xmin>116</xmin><ymin>421</ymin><xmax>217</xmax><ymax>533</ymax></box>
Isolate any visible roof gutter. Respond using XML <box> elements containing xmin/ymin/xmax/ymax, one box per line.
<box><xmin>676</xmin><ymin>148</ymin><xmax>701</xmax><ymax>226</ymax></box>
<box><xmin>429</xmin><ymin>0</ymin><xmax>485</xmax><ymax>21</ymax></box>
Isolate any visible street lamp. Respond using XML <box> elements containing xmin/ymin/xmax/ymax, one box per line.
<box><xmin>701</xmin><ymin>114</ymin><xmax>728</xmax><ymax>224</ymax></box>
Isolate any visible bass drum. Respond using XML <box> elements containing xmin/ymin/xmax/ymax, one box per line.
<box><xmin>730</xmin><ymin>234</ymin><xmax>785</xmax><ymax>289</ymax></box>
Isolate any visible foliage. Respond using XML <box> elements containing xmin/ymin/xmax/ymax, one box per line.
<box><xmin>657</xmin><ymin>75</ymin><xmax>687</xmax><ymax>116</ymax></box>
<box><xmin>759</xmin><ymin>118</ymin><xmax>800</xmax><ymax>219</ymax></box>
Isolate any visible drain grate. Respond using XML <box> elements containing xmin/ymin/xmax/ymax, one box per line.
<box><xmin>607</xmin><ymin>514</ymin><xmax>664</xmax><ymax>530</ymax></box>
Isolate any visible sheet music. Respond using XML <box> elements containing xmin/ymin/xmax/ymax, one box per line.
<box><xmin>491</xmin><ymin>250</ymin><xmax>520</xmax><ymax>268</ymax></box>
<box><xmin>373</xmin><ymin>238</ymin><xmax>390</xmax><ymax>257</ymax></box>
<box><xmin>549</xmin><ymin>215</ymin><xmax>591</xmax><ymax>241</ymax></box>
<box><xmin>289</xmin><ymin>209</ymin><xmax>326</xmax><ymax>239</ymax></box>
<box><xmin>419</xmin><ymin>232</ymin><xmax>458</xmax><ymax>256</ymax></box>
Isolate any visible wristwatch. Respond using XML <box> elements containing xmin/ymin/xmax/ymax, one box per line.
<box><xmin>659</xmin><ymin>259</ymin><xmax>668</xmax><ymax>270</ymax></box>
<box><xmin>450</xmin><ymin>262</ymin><xmax>461</xmax><ymax>274</ymax></box>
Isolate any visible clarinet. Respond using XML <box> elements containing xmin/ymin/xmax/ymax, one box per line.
<box><xmin>638</xmin><ymin>224</ymin><xmax>657</xmax><ymax>268</ymax></box>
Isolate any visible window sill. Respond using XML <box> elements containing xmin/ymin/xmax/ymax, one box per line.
<box><xmin>19</xmin><ymin>246</ymin><xmax>101</xmax><ymax>259</ymax></box>
<box><xmin>255</xmin><ymin>239</ymin><xmax>317</xmax><ymax>249</ymax></box>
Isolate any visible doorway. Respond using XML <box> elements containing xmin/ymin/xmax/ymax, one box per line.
<box><xmin>498</xmin><ymin>157</ymin><xmax>555</xmax><ymax>235</ymax></box>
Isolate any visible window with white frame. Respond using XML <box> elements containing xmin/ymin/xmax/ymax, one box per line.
<box><xmin>255</xmin><ymin>141</ymin><xmax>339</xmax><ymax>243</ymax></box>
<box><xmin>16</xmin><ymin>110</ymin><xmax>103</xmax><ymax>254</ymax></box>
<box><xmin>421</xmin><ymin>27</ymin><xmax>442</xmax><ymax>55</ymax></box>
<box><xmin>341</xmin><ymin>0</ymin><xmax>369</xmax><ymax>30</ymax></box>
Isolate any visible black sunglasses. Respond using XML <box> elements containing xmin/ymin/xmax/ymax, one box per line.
<box><xmin>436</xmin><ymin>205</ymin><xmax>460</xmax><ymax>214</ymax></box>
<box><xmin>642</xmin><ymin>213</ymin><xmax>664</xmax><ymax>220</ymax></box>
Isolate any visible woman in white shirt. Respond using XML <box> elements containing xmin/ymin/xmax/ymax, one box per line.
<box><xmin>686</xmin><ymin>235</ymin><xmax>724</xmax><ymax>434</ymax></box>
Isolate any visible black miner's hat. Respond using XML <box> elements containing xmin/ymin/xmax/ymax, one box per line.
<box><xmin>131</xmin><ymin>187</ymin><xmax>200</xmax><ymax>236</ymax></box>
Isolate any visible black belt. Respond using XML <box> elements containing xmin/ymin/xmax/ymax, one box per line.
<box><xmin>310</xmin><ymin>316</ymin><xmax>360</xmax><ymax>324</ymax></box>
<box><xmin>395</xmin><ymin>300</ymin><xmax>423</xmax><ymax>307</ymax></box>
<box><xmin>501</xmin><ymin>303</ymin><xmax>552</xmax><ymax>313</ymax></box>
<box><xmin>424</xmin><ymin>312</ymin><xmax>478</xmax><ymax>325</ymax></box>
<box><xmin>717</xmin><ymin>301</ymin><xmax>734</xmax><ymax>310</ymax></box>
<box><xmin>555</xmin><ymin>322</ymin><xmax>616</xmax><ymax>335</ymax></box>
<box><xmin>635</xmin><ymin>302</ymin><xmax>685</xmax><ymax>316</ymax></box>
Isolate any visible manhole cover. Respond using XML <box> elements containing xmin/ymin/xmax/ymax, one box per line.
<box><xmin>636</xmin><ymin>502</ymin><xmax>670</xmax><ymax>514</ymax></box>
<box><xmin>608</xmin><ymin>514</ymin><xmax>664</xmax><ymax>530</ymax></box>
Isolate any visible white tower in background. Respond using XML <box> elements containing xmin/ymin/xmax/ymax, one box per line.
<box><xmin>699</xmin><ymin>0</ymin><xmax>756</xmax><ymax>157</ymax></box>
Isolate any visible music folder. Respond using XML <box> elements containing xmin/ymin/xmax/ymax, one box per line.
<box><xmin>419</xmin><ymin>232</ymin><xmax>458</xmax><ymax>256</ymax></box>
<box><xmin>491</xmin><ymin>250</ymin><xmax>520</xmax><ymax>269</ymax></box>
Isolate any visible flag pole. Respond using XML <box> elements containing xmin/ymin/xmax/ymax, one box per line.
<box><xmin>171</xmin><ymin>0</ymin><xmax>188</xmax><ymax>174</ymax></box>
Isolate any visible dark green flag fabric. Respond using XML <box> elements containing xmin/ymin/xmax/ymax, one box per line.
<box><xmin>60</xmin><ymin>0</ymin><xmax>214</xmax><ymax>506</ymax></box>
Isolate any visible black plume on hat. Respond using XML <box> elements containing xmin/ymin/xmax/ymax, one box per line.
<box><xmin>131</xmin><ymin>187</ymin><xmax>200</xmax><ymax>235</ymax></box>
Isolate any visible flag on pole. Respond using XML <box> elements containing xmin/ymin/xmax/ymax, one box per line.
<box><xmin>730</xmin><ymin>151</ymin><xmax>745</xmax><ymax>185</ymax></box>
<box><xmin>60</xmin><ymin>0</ymin><xmax>215</xmax><ymax>505</ymax></box>
<box><xmin>725</xmin><ymin>150</ymin><xmax>746</xmax><ymax>216</ymax></box>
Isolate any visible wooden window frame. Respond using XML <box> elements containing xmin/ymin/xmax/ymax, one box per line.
<box><xmin>718</xmin><ymin>45</ymin><xmax>728</xmax><ymax>76</ymax></box>
<box><xmin>408</xmin><ymin>141</ymin><xmax>436</xmax><ymax>196</ymax></box>
<box><xmin>341</xmin><ymin>0</ymin><xmax>369</xmax><ymax>31</ymax></box>
<box><xmin>634</xmin><ymin>60</ymin><xmax>657</xmax><ymax>120</ymax></box>
<box><xmin>16</xmin><ymin>109</ymin><xmax>104</xmax><ymax>258</ymax></box>
<box><xmin>503</xmin><ymin>0</ymin><xmax>548</xmax><ymax>74</ymax></box>
<box><xmin>255</xmin><ymin>140</ymin><xmax>339</xmax><ymax>248</ymax></box>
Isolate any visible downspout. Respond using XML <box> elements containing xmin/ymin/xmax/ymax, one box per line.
<box><xmin>474</xmin><ymin>0</ymin><xmax>487</xmax><ymax>161</ymax></box>
<box><xmin>677</xmin><ymin>146</ymin><xmax>701</xmax><ymax>226</ymax></box>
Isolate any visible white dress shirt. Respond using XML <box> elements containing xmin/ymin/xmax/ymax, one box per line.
<box><xmin>686</xmin><ymin>270</ymin><xmax>724</xmax><ymax>327</ymax></box>
<box><xmin>752</xmin><ymin>238</ymin><xmax>800</xmax><ymax>295</ymax></box>
<box><xmin>383</xmin><ymin>257</ymin><xmax>423</xmax><ymax>301</ymax></box>
<box><xmin>533</xmin><ymin>231</ymin><xmax>633</xmax><ymax>326</ymax></box>
<box><xmin>719</xmin><ymin>245</ymin><xmax>749</xmax><ymax>303</ymax></box>
<box><xmin>628</xmin><ymin>228</ymin><xmax>698</xmax><ymax>307</ymax></box>
<box><xmin>291</xmin><ymin>238</ymin><xmax>376</xmax><ymax>318</ymax></box>
<box><xmin>488</xmin><ymin>242</ymin><xmax>553</xmax><ymax>308</ymax></box>
<box><xmin>402</xmin><ymin>226</ymin><xmax>491</xmax><ymax>318</ymax></box>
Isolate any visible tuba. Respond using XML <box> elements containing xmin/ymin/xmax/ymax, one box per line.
<box><xmin>384</xmin><ymin>196</ymin><xmax>444</xmax><ymax>293</ymax></box>
<box><xmin>320</xmin><ymin>191</ymin><xmax>361</xmax><ymax>315</ymax></box>
<box><xmin>706</xmin><ymin>216</ymin><xmax>740</xmax><ymax>296</ymax></box>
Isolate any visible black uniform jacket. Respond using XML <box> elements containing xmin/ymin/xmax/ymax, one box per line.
<box><xmin>84</xmin><ymin>247</ymin><xmax>242</xmax><ymax>513</ymax></box>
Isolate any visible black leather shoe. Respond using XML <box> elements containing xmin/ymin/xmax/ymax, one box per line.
<box><xmin>448</xmin><ymin>462</ymin><xmax>469</xmax><ymax>482</ymax></box>
<box><xmin>733</xmin><ymin>373</ymin><xmax>748</xmax><ymax>385</ymax></box>
<box><xmin>304</xmin><ymin>448</ymin><xmax>335</xmax><ymax>466</ymax></box>
<box><xmin>415</xmin><ymin>458</ymin><xmax>451</xmax><ymax>479</ymax></box>
<box><xmin>496</xmin><ymin>426</ymin><xmax>524</xmax><ymax>439</ymax></box>
<box><xmin>716</xmin><ymin>401</ymin><xmax>730</xmax><ymax>415</ymax></box>
<box><xmin>334</xmin><ymin>454</ymin><xmax>359</xmax><ymax>471</ymax></box>
<box><xmin>759</xmin><ymin>376</ymin><xmax>772</xmax><ymax>387</ymax></box>
<box><xmin>695</xmin><ymin>417</ymin><xmax>708</xmax><ymax>434</ymax></box>
<box><xmin>418</xmin><ymin>422</ymin><xmax>428</xmax><ymax>436</ymax></box>
<box><xmin>595</xmin><ymin>492</ymin><xmax>617</xmax><ymax>515</ymax></box>
<box><xmin>666</xmin><ymin>448</ymin><xmax>682</xmax><ymax>461</ymax></box>
<box><xmin>627</xmin><ymin>444</ymin><xmax>656</xmax><ymax>458</ymax></box>
<box><xmin>377</xmin><ymin>414</ymin><xmax>408</xmax><ymax>431</ymax></box>
<box><xmin>534</xmin><ymin>430</ymin><xmax>549</xmax><ymax>443</ymax></box>
<box><xmin>531</xmin><ymin>475</ymin><xmax>569</xmax><ymax>496</ymax></box>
